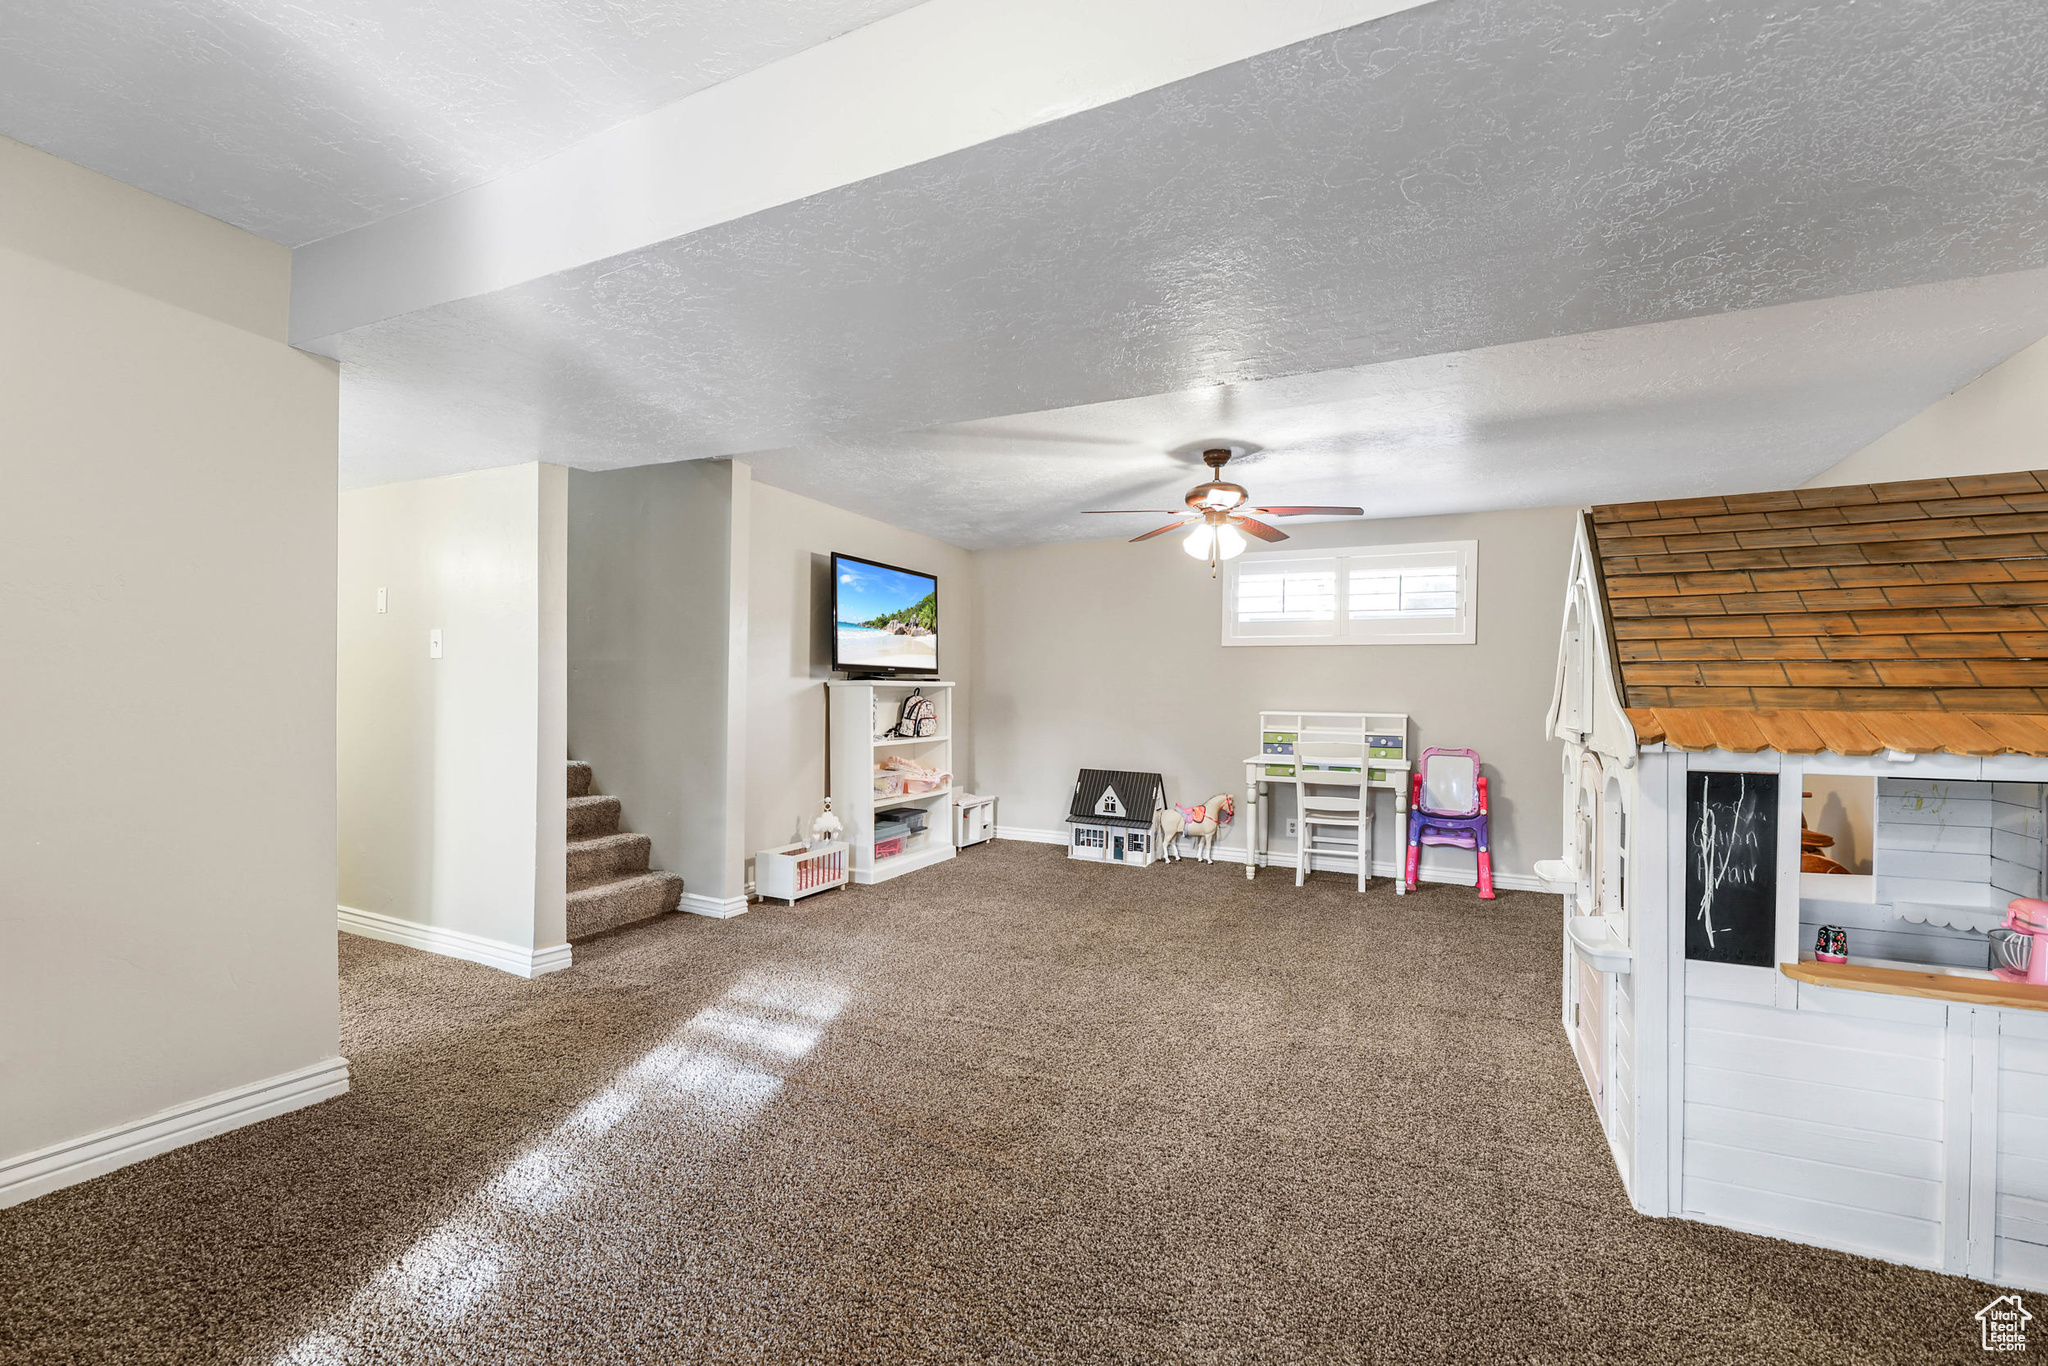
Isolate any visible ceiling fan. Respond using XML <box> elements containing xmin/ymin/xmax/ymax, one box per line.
<box><xmin>1083</xmin><ymin>448</ymin><xmax>1365</xmax><ymax>573</ymax></box>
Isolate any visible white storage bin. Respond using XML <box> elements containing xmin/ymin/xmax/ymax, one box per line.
<box><xmin>756</xmin><ymin>841</ymin><xmax>849</xmax><ymax>904</ymax></box>
<box><xmin>954</xmin><ymin>794</ymin><xmax>998</xmax><ymax>848</ymax></box>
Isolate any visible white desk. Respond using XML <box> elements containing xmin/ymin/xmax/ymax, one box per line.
<box><xmin>1242</xmin><ymin>710</ymin><xmax>1409</xmax><ymax>890</ymax></box>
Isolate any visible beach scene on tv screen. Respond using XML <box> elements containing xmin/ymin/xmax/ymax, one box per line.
<box><xmin>837</xmin><ymin>560</ymin><xmax>937</xmax><ymax>669</ymax></box>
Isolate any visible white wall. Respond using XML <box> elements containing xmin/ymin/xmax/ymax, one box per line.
<box><xmin>1807</xmin><ymin>331</ymin><xmax>2048</xmax><ymax>487</ymax></box>
<box><xmin>0</xmin><ymin>136</ymin><xmax>343</xmax><ymax>1195</ymax></box>
<box><xmin>338</xmin><ymin>462</ymin><xmax>568</xmax><ymax>963</ymax></box>
<box><xmin>568</xmin><ymin>460</ymin><xmax>741</xmax><ymax>908</ymax></box>
<box><xmin>745</xmin><ymin>481</ymin><xmax>976</xmax><ymax>865</ymax></box>
<box><xmin>971</xmin><ymin>506</ymin><xmax>1576</xmax><ymax>882</ymax></box>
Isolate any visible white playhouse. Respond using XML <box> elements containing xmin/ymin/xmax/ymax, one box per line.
<box><xmin>1546</xmin><ymin>471</ymin><xmax>2048</xmax><ymax>1292</ymax></box>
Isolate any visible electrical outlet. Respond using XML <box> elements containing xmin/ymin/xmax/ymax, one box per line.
<box><xmin>376</xmin><ymin>587</ymin><xmax>387</xmax><ymax>614</ymax></box>
<box><xmin>1285</xmin><ymin>818</ymin><xmax>1298</xmax><ymax>837</ymax></box>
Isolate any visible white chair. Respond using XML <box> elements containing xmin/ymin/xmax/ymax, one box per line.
<box><xmin>1295</xmin><ymin>743</ymin><xmax>1371</xmax><ymax>892</ymax></box>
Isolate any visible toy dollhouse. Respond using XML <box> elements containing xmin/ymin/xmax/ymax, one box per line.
<box><xmin>1545</xmin><ymin>469</ymin><xmax>2048</xmax><ymax>1293</ymax></box>
<box><xmin>1066</xmin><ymin>770</ymin><xmax>1167</xmax><ymax>866</ymax></box>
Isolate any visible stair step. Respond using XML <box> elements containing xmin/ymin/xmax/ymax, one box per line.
<box><xmin>568</xmin><ymin>832</ymin><xmax>652</xmax><ymax>891</ymax></box>
<box><xmin>567</xmin><ymin>760</ymin><xmax>593</xmax><ymax>799</ymax></box>
<box><xmin>567</xmin><ymin>871</ymin><xmax>683</xmax><ymax>941</ymax></box>
<box><xmin>568</xmin><ymin>794</ymin><xmax>621</xmax><ymax>839</ymax></box>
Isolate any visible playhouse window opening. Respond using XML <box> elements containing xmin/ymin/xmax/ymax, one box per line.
<box><xmin>1802</xmin><ymin>776</ymin><xmax>1874</xmax><ymax>877</ymax></box>
<box><xmin>1599</xmin><ymin>776</ymin><xmax>1627</xmax><ymax>919</ymax></box>
<box><xmin>1874</xmin><ymin>778</ymin><xmax>2044</xmax><ymax>905</ymax></box>
<box><xmin>1805</xmin><ymin>776</ymin><xmax>2048</xmax><ymax>972</ymax></box>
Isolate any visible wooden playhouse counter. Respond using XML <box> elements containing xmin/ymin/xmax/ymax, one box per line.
<box><xmin>1782</xmin><ymin>960</ymin><xmax>2048</xmax><ymax>1012</ymax></box>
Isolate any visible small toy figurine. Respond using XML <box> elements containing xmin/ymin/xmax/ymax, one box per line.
<box><xmin>809</xmin><ymin>798</ymin><xmax>844</xmax><ymax>848</ymax></box>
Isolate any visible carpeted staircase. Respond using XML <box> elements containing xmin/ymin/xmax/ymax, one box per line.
<box><xmin>566</xmin><ymin>760</ymin><xmax>683</xmax><ymax>940</ymax></box>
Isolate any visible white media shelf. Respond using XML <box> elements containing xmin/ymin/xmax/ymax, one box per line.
<box><xmin>828</xmin><ymin>680</ymin><xmax>957</xmax><ymax>886</ymax></box>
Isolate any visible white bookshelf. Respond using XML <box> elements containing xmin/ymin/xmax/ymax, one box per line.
<box><xmin>827</xmin><ymin>680</ymin><xmax>957</xmax><ymax>885</ymax></box>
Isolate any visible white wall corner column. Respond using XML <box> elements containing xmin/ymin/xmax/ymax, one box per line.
<box><xmin>338</xmin><ymin>462</ymin><xmax>571</xmax><ymax>975</ymax></box>
<box><xmin>535</xmin><ymin>462</ymin><xmax>570</xmax><ymax>953</ymax></box>
<box><xmin>720</xmin><ymin>462</ymin><xmax>753</xmax><ymax>912</ymax></box>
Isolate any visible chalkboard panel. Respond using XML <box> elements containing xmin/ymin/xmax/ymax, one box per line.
<box><xmin>1685</xmin><ymin>771</ymin><xmax>1779</xmax><ymax>967</ymax></box>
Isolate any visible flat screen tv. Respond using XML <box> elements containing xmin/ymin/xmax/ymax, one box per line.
<box><xmin>832</xmin><ymin>552</ymin><xmax>938</xmax><ymax>677</ymax></box>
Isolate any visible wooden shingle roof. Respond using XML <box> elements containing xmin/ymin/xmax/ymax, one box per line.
<box><xmin>1590</xmin><ymin>470</ymin><xmax>2048</xmax><ymax>756</ymax></box>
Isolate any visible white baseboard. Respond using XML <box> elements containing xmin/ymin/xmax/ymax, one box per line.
<box><xmin>0</xmin><ymin>1056</ymin><xmax>350</xmax><ymax>1209</ymax></box>
<box><xmin>996</xmin><ymin>826</ymin><xmax>1549</xmax><ymax>893</ymax></box>
<box><xmin>337</xmin><ymin>905</ymin><xmax>571</xmax><ymax>978</ymax></box>
<box><xmin>681</xmin><ymin>891</ymin><xmax>749</xmax><ymax>919</ymax></box>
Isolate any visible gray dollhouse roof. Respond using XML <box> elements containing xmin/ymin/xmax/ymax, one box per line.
<box><xmin>1066</xmin><ymin>769</ymin><xmax>1166</xmax><ymax>829</ymax></box>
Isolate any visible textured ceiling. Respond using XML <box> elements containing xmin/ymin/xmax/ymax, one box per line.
<box><xmin>744</xmin><ymin>272</ymin><xmax>2048</xmax><ymax>547</ymax></box>
<box><xmin>335</xmin><ymin>0</ymin><xmax>2048</xmax><ymax>520</ymax></box>
<box><xmin>0</xmin><ymin>0</ymin><xmax>919</xmax><ymax>244</ymax></box>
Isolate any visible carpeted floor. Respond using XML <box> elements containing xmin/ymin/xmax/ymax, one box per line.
<box><xmin>0</xmin><ymin>843</ymin><xmax>2003</xmax><ymax>1364</ymax></box>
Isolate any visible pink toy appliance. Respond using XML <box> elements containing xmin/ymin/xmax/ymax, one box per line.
<box><xmin>1990</xmin><ymin>898</ymin><xmax>2048</xmax><ymax>985</ymax></box>
<box><xmin>1404</xmin><ymin>746</ymin><xmax>1494</xmax><ymax>899</ymax></box>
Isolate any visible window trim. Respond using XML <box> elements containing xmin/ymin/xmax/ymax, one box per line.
<box><xmin>1221</xmin><ymin>540</ymin><xmax>1477</xmax><ymax>647</ymax></box>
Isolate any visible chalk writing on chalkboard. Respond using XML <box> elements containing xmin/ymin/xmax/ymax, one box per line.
<box><xmin>1685</xmin><ymin>771</ymin><xmax>1779</xmax><ymax>967</ymax></box>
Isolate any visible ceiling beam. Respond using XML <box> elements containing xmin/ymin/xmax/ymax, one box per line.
<box><xmin>288</xmin><ymin>0</ymin><xmax>1433</xmax><ymax>353</ymax></box>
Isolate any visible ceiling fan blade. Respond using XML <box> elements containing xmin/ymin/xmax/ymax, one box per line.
<box><xmin>1250</xmin><ymin>506</ymin><xmax>1366</xmax><ymax>517</ymax></box>
<box><xmin>1233</xmin><ymin>516</ymin><xmax>1290</xmax><ymax>543</ymax></box>
<box><xmin>1083</xmin><ymin>509</ymin><xmax>1186</xmax><ymax>515</ymax></box>
<box><xmin>1130</xmin><ymin>521</ymin><xmax>1193</xmax><ymax>543</ymax></box>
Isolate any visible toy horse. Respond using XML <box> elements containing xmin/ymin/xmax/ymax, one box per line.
<box><xmin>1154</xmin><ymin>804</ymin><xmax>1187</xmax><ymax>862</ymax></box>
<box><xmin>1156</xmin><ymin>794</ymin><xmax>1235</xmax><ymax>863</ymax></box>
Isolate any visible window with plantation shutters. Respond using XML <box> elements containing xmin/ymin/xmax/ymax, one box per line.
<box><xmin>1231</xmin><ymin>558</ymin><xmax>1338</xmax><ymax>637</ymax></box>
<box><xmin>1222</xmin><ymin>541</ymin><xmax>1476</xmax><ymax>646</ymax></box>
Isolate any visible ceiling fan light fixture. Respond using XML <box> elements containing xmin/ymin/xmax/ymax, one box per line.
<box><xmin>1183</xmin><ymin>522</ymin><xmax>1247</xmax><ymax>561</ymax></box>
<box><xmin>1081</xmin><ymin>444</ymin><xmax>1363</xmax><ymax>567</ymax></box>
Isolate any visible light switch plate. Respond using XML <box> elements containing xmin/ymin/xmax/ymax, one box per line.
<box><xmin>376</xmin><ymin>587</ymin><xmax>387</xmax><ymax>614</ymax></box>
<box><xmin>429</xmin><ymin>628</ymin><xmax>442</xmax><ymax>659</ymax></box>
